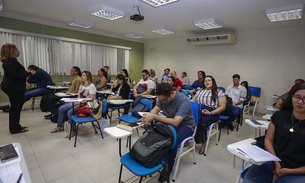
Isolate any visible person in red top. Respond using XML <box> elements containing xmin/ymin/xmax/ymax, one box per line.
<box><xmin>171</xmin><ymin>71</ymin><xmax>183</xmax><ymax>91</ymax></box>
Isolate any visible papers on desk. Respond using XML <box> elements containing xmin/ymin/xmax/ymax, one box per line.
<box><xmin>236</xmin><ymin>145</ymin><xmax>281</xmax><ymax>162</ymax></box>
<box><xmin>245</xmin><ymin>119</ymin><xmax>270</xmax><ymax>128</ymax></box>
<box><xmin>138</xmin><ymin>111</ymin><xmax>167</xmax><ymax>118</ymax></box>
<box><xmin>0</xmin><ymin>146</ymin><xmax>25</xmax><ymax>183</ymax></box>
<box><xmin>55</xmin><ymin>92</ymin><xmax>77</xmax><ymax>97</ymax></box>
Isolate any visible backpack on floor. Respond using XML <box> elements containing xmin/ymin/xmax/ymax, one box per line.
<box><xmin>40</xmin><ymin>93</ymin><xmax>54</xmax><ymax>112</ymax></box>
<box><xmin>129</xmin><ymin>123</ymin><xmax>173</xmax><ymax>167</ymax></box>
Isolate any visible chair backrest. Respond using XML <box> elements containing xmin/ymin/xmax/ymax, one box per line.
<box><xmin>218</xmin><ymin>87</ymin><xmax>226</xmax><ymax>93</ymax></box>
<box><xmin>184</xmin><ymin>84</ymin><xmax>192</xmax><ymax>90</ymax></box>
<box><xmin>190</xmin><ymin>101</ymin><xmax>200</xmax><ymax>126</ymax></box>
<box><xmin>248</xmin><ymin>86</ymin><xmax>261</xmax><ymax>104</ymax></box>
<box><xmin>102</xmin><ymin>98</ymin><xmax>108</xmax><ymax>114</ymax></box>
<box><xmin>140</xmin><ymin>98</ymin><xmax>153</xmax><ymax>111</ymax></box>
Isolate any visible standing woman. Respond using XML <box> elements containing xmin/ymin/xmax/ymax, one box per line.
<box><xmin>192</xmin><ymin>75</ymin><xmax>226</xmax><ymax>154</ymax></box>
<box><xmin>243</xmin><ymin>83</ymin><xmax>305</xmax><ymax>183</ymax></box>
<box><xmin>0</xmin><ymin>43</ymin><xmax>30</xmax><ymax>134</ymax></box>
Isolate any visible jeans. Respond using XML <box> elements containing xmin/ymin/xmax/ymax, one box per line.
<box><xmin>243</xmin><ymin>162</ymin><xmax>305</xmax><ymax>183</ymax></box>
<box><xmin>57</xmin><ymin>103</ymin><xmax>79</xmax><ymax>131</ymax></box>
<box><xmin>168</xmin><ymin>125</ymin><xmax>194</xmax><ymax>173</ymax></box>
<box><xmin>224</xmin><ymin>106</ymin><xmax>241</xmax><ymax>125</ymax></box>
<box><xmin>24</xmin><ymin>88</ymin><xmax>50</xmax><ymax>102</ymax></box>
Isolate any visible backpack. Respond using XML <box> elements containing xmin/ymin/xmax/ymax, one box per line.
<box><xmin>221</xmin><ymin>95</ymin><xmax>233</xmax><ymax>116</ymax></box>
<box><xmin>129</xmin><ymin>124</ymin><xmax>173</xmax><ymax>168</ymax></box>
<box><xmin>40</xmin><ymin>93</ymin><xmax>54</xmax><ymax>112</ymax></box>
<box><xmin>130</xmin><ymin>102</ymin><xmax>149</xmax><ymax>118</ymax></box>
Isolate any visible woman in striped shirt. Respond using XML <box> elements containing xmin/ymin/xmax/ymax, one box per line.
<box><xmin>192</xmin><ymin>75</ymin><xmax>226</xmax><ymax>154</ymax></box>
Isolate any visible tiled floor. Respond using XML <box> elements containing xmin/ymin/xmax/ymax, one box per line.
<box><xmin>0</xmin><ymin>101</ymin><xmax>263</xmax><ymax>183</ymax></box>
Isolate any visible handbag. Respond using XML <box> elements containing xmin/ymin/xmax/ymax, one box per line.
<box><xmin>77</xmin><ymin>102</ymin><xmax>93</xmax><ymax>117</ymax></box>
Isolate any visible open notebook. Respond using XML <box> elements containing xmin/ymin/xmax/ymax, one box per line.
<box><xmin>236</xmin><ymin>145</ymin><xmax>281</xmax><ymax>162</ymax></box>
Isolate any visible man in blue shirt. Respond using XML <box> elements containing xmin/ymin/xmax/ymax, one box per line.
<box><xmin>24</xmin><ymin>65</ymin><xmax>54</xmax><ymax>102</ymax></box>
<box><xmin>191</xmin><ymin>70</ymin><xmax>206</xmax><ymax>93</ymax></box>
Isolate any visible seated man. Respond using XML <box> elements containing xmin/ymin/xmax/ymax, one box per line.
<box><xmin>133</xmin><ymin>69</ymin><xmax>156</xmax><ymax>107</ymax></box>
<box><xmin>24</xmin><ymin>65</ymin><xmax>54</xmax><ymax>102</ymax></box>
<box><xmin>225</xmin><ymin>74</ymin><xmax>247</xmax><ymax>130</ymax></box>
<box><xmin>191</xmin><ymin>70</ymin><xmax>206</xmax><ymax>94</ymax></box>
<box><xmin>171</xmin><ymin>71</ymin><xmax>183</xmax><ymax>91</ymax></box>
<box><xmin>161</xmin><ymin>68</ymin><xmax>170</xmax><ymax>82</ymax></box>
<box><xmin>65</xmin><ymin>66</ymin><xmax>82</xmax><ymax>94</ymax></box>
<box><xmin>141</xmin><ymin>83</ymin><xmax>195</xmax><ymax>182</ymax></box>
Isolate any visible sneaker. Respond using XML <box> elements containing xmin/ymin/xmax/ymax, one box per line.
<box><xmin>228</xmin><ymin>123</ymin><xmax>234</xmax><ymax>131</ymax></box>
<box><xmin>158</xmin><ymin>169</ymin><xmax>168</xmax><ymax>183</ymax></box>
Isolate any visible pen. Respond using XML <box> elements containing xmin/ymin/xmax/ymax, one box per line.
<box><xmin>16</xmin><ymin>173</ymin><xmax>23</xmax><ymax>183</ymax></box>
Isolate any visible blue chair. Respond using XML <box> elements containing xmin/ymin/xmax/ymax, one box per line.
<box><xmin>172</xmin><ymin>101</ymin><xmax>198</xmax><ymax>181</ymax></box>
<box><xmin>246</xmin><ymin>86</ymin><xmax>261</xmax><ymax>118</ymax></box>
<box><xmin>118</xmin><ymin>98</ymin><xmax>152</xmax><ymax>125</ymax></box>
<box><xmin>184</xmin><ymin>84</ymin><xmax>192</xmax><ymax>90</ymax></box>
<box><xmin>118</xmin><ymin>124</ymin><xmax>177</xmax><ymax>183</ymax></box>
<box><xmin>70</xmin><ymin>99</ymin><xmax>107</xmax><ymax>147</ymax></box>
<box><xmin>218</xmin><ymin>86</ymin><xmax>226</xmax><ymax>93</ymax></box>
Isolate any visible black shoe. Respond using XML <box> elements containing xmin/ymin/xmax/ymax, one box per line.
<box><xmin>158</xmin><ymin>169</ymin><xmax>168</xmax><ymax>183</ymax></box>
<box><xmin>2</xmin><ymin>107</ymin><xmax>10</xmax><ymax>113</ymax></box>
<box><xmin>11</xmin><ymin>128</ymin><xmax>29</xmax><ymax>134</ymax></box>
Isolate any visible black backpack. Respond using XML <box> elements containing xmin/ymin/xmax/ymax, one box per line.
<box><xmin>221</xmin><ymin>95</ymin><xmax>233</xmax><ymax>116</ymax></box>
<box><xmin>40</xmin><ymin>93</ymin><xmax>54</xmax><ymax>112</ymax></box>
<box><xmin>129</xmin><ymin>124</ymin><xmax>173</xmax><ymax>168</ymax></box>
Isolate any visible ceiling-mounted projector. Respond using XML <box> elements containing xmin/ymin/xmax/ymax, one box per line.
<box><xmin>130</xmin><ymin>5</ymin><xmax>144</xmax><ymax>21</ymax></box>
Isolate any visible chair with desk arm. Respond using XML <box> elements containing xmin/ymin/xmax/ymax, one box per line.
<box><xmin>118</xmin><ymin>124</ymin><xmax>177</xmax><ymax>183</ymax></box>
<box><xmin>69</xmin><ymin>98</ymin><xmax>107</xmax><ymax>147</ymax></box>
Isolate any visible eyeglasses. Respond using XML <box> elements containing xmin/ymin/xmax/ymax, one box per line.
<box><xmin>158</xmin><ymin>96</ymin><xmax>169</xmax><ymax>102</ymax></box>
<box><xmin>292</xmin><ymin>95</ymin><xmax>305</xmax><ymax>103</ymax></box>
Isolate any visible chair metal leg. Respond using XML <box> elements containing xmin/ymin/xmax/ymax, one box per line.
<box><xmin>74</xmin><ymin>124</ymin><xmax>79</xmax><ymax>147</ymax></box>
<box><xmin>139</xmin><ymin>177</ymin><xmax>143</xmax><ymax>183</ymax></box>
<box><xmin>96</xmin><ymin>120</ymin><xmax>104</xmax><ymax>138</ymax></box>
<box><xmin>31</xmin><ymin>97</ymin><xmax>35</xmax><ymax>111</ymax></box>
<box><xmin>118</xmin><ymin>164</ymin><xmax>123</xmax><ymax>183</ymax></box>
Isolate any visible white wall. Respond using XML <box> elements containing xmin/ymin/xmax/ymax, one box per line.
<box><xmin>143</xmin><ymin>26</ymin><xmax>305</xmax><ymax>113</ymax></box>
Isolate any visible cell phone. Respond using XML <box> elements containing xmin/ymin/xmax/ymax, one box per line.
<box><xmin>0</xmin><ymin>144</ymin><xmax>19</xmax><ymax>163</ymax></box>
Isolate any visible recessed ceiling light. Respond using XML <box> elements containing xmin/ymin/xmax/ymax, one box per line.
<box><xmin>68</xmin><ymin>18</ymin><xmax>94</xmax><ymax>29</ymax></box>
<box><xmin>124</xmin><ymin>33</ymin><xmax>143</xmax><ymax>39</ymax></box>
<box><xmin>138</xmin><ymin>0</ymin><xmax>179</xmax><ymax>7</ymax></box>
<box><xmin>266</xmin><ymin>4</ymin><xmax>304</xmax><ymax>22</ymax></box>
<box><xmin>91</xmin><ymin>5</ymin><xmax>124</xmax><ymax>20</ymax></box>
<box><xmin>194</xmin><ymin>18</ymin><xmax>223</xmax><ymax>30</ymax></box>
<box><xmin>152</xmin><ymin>27</ymin><xmax>175</xmax><ymax>35</ymax></box>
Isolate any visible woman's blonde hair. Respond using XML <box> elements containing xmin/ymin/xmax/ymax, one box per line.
<box><xmin>0</xmin><ymin>43</ymin><xmax>18</xmax><ymax>62</ymax></box>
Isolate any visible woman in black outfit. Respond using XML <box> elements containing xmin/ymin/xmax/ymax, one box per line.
<box><xmin>1</xmin><ymin>43</ymin><xmax>30</xmax><ymax>134</ymax></box>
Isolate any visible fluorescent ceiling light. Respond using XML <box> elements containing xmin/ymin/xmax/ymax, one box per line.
<box><xmin>138</xmin><ymin>0</ymin><xmax>179</xmax><ymax>7</ymax></box>
<box><xmin>124</xmin><ymin>32</ymin><xmax>143</xmax><ymax>39</ymax></box>
<box><xmin>68</xmin><ymin>18</ymin><xmax>94</xmax><ymax>29</ymax></box>
<box><xmin>266</xmin><ymin>4</ymin><xmax>304</xmax><ymax>22</ymax></box>
<box><xmin>91</xmin><ymin>5</ymin><xmax>124</xmax><ymax>20</ymax></box>
<box><xmin>152</xmin><ymin>27</ymin><xmax>175</xmax><ymax>35</ymax></box>
<box><xmin>194</xmin><ymin>18</ymin><xmax>223</xmax><ymax>30</ymax></box>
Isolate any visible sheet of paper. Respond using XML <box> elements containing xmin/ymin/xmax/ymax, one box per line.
<box><xmin>237</xmin><ymin>145</ymin><xmax>281</xmax><ymax>162</ymax></box>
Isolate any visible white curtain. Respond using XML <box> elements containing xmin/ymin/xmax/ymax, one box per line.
<box><xmin>0</xmin><ymin>31</ymin><xmax>129</xmax><ymax>76</ymax></box>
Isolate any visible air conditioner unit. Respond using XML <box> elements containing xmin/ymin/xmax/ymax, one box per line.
<box><xmin>187</xmin><ymin>32</ymin><xmax>237</xmax><ymax>45</ymax></box>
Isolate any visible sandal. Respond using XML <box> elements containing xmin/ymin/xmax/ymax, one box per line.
<box><xmin>50</xmin><ymin>127</ymin><xmax>64</xmax><ymax>133</ymax></box>
<box><xmin>65</xmin><ymin>131</ymin><xmax>76</xmax><ymax>139</ymax></box>
<box><xmin>198</xmin><ymin>144</ymin><xmax>206</xmax><ymax>154</ymax></box>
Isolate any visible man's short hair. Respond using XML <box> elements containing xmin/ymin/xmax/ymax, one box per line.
<box><xmin>103</xmin><ymin>66</ymin><xmax>109</xmax><ymax>69</ymax></box>
<box><xmin>28</xmin><ymin>65</ymin><xmax>39</xmax><ymax>71</ymax></box>
<box><xmin>164</xmin><ymin>68</ymin><xmax>170</xmax><ymax>72</ymax></box>
<box><xmin>142</xmin><ymin>69</ymin><xmax>149</xmax><ymax>75</ymax></box>
<box><xmin>156</xmin><ymin>83</ymin><xmax>173</xmax><ymax>97</ymax></box>
<box><xmin>232</xmin><ymin>74</ymin><xmax>240</xmax><ymax>80</ymax></box>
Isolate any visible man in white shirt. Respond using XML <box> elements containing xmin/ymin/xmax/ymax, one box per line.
<box><xmin>225</xmin><ymin>74</ymin><xmax>247</xmax><ymax>130</ymax></box>
<box><xmin>133</xmin><ymin>69</ymin><xmax>156</xmax><ymax>107</ymax></box>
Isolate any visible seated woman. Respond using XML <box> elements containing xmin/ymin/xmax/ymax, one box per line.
<box><xmin>192</xmin><ymin>75</ymin><xmax>226</xmax><ymax>154</ymax></box>
<box><xmin>50</xmin><ymin>71</ymin><xmax>96</xmax><ymax>139</ymax></box>
<box><xmin>243</xmin><ymin>83</ymin><xmax>305</xmax><ymax>183</ymax></box>
<box><xmin>107</xmin><ymin>74</ymin><xmax>131</xmax><ymax>114</ymax></box>
<box><xmin>94</xmin><ymin>68</ymin><xmax>108</xmax><ymax>91</ymax></box>
<box><xmin>180</xmin><ymin>71</ymin><xmax>190</xmax><ymax>85</ymax></box>
<box><xmin>167</xmin><ymin>76</ymin><xmax>177</xmax><ymax>91</ymax></box>
<box><xmin>120</xmin><ymin>69</ymin><xmax>132</xmax><ymax>85</ymax></box>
